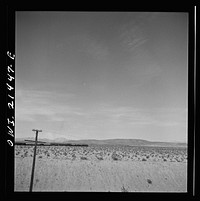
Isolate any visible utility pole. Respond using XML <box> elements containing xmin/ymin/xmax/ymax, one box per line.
<box><xmin>29</xmin><ymin>129</ymin><xmax>42</xmax><ymax>192</ymax></box>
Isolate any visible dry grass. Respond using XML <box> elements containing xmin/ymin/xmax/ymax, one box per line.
<box><xmin>15</xmin><ymin>145</ymin><xmax>187</xmax><ymax>192</ymax></box>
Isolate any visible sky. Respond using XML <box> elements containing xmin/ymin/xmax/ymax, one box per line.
<box><xmin>15</xmin><ymin>12</ymin><xmax>188</xmax><ymax>142</ymax></box>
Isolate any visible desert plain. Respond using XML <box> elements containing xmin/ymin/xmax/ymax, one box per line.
<box><xmin>15</xmin><ymin>144</ymin><xmax>187</xmax><ymax>192</ymax></box>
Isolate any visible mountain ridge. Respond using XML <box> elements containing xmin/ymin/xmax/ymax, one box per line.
<box><xmin>15</xmin><ymin>137</ymin><xmax>187</xmax><ymax>147</ymax></box>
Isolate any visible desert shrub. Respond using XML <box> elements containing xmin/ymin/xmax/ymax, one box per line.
<box><xmin>142</xmin><ymin>158</ymin><xmax>147</xmax><ymax>161</ymax></box>
<box><xmin>147</xmin><ymin>179</ymin><xmax>152</xmax><ymax>184</ymax></box>
<box><xmin>111</xmin><ymin>152</ymin><xmax>121</xmax><ymax>161</ymax></box>
<box><xmin>38</xmin><ymin>155</ymin><xmax>43</xmax><ymax>158</ymax></box>
<box><xmin>112</xmin><ymin>155</ymin><xmax>118</xmax><ymax>161</ymax></box>
<box><xmin>121</xmin><ymin>185</ymin><xmax>128</xmax><ymax>192</ymax></box>
<box><xmin>96</xmin><ymin>156</ymin><xmax>103</xmax><ymax>160</ymax></box>
<box><xmin>80</xmin><ymin>156</ymin><xmax>88</xmax><ymax>160</ymax></box>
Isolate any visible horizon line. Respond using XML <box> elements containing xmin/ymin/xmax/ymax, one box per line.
<box><xmin>15</xmin><ymin>136</ymin><xmax>187</xmax><ymax>143</ymax></box>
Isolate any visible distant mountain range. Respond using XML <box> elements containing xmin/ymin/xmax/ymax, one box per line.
<box><xmin>15</xmin><ymin>137</ymin><xmax>187</xmax><ymax>147</ymax></box>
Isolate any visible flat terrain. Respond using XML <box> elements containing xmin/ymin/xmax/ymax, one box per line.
<box><xmin>15</xmin><ymin>145</ymin><xmax>187</xmax><ymax>192</ymax></box>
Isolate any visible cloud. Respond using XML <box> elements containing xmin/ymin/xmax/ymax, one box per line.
<box><xmin>118</xmin><ymin>20</ymin><xmax>147</xmax><ymax>52</ymax></box>
<box><xmin>16</xmin><ymin>89</ymin><xmax>83</xmax><ymax>122</ymax></box>
<box><xmin>82</xmin><ymin>36</ymin><xmax>109</xmax><ymax>60</ymax></box>
<box><xmin>16</xmin><ymin>88</ymin><xmax>187</xmax><ymax>133</ymax></box>
<box><xmin>117</xmin><ymin>12</ymin><xmax>161</xmax><ymax>53</ymax></box>
<box><xmin>86</xmin><ymin>104</ymin><xmax>187</xmax><ymax>127</ymax></box>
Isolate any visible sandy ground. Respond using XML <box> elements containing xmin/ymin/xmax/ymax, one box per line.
<box><xmin>14</xmin><ymin>145</ymin><xmax>187</xmax><ymax>192</ymax></box>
